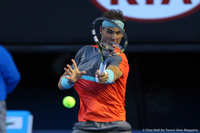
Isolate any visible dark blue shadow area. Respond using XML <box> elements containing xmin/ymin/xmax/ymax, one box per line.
<box><xmin>33</xmin><ymin>130</ymin><xmax>200</xmax><ymax>133</ymax></box>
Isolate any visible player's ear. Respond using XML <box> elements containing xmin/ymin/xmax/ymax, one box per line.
<box><xmin>100</xmin><ymin>26</ymin><xmax>103</xmax><ymax>35</ymax></box>
<box><xmin>121</xmin><ymin>29</ymin><xmax>125</xmax><ymax>37</ymax></box>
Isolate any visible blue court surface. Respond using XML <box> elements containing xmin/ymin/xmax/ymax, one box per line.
<box><xmin>32</xmin><ymin>130</ymin><xmax>200</xmax><ymax>133</ymax></box>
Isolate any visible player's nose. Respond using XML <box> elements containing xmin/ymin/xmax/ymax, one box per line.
<box><xmin>111</xmin><ymin>33</ymin><xmax>117</xmax><ymax>40</ymax></box>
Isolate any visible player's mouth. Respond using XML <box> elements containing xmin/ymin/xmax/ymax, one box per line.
<box><xmin>100</xmin><ymin>42</ymin><xmax>119</xmax><ymax>52</ymax></box>
<box><xmin>109</xmin><ymin>42</ymin><xmax>119</xmax><ymax>49</ymax></box>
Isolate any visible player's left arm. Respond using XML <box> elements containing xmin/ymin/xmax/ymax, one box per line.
<box><xmin>96</xmin><ymin>65</ymin><xmax>122</xmax><ymax>83</ymax></box>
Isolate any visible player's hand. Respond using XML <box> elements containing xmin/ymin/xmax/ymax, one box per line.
<box><xmin>64</xmin><ymin>59</ymin><xmax>86</xmax><ymax>83</ymax></box>
<box><xmin>95</xmin><ymin>70</ymin><xmax>108</xmax><ymax>83</ymax></box>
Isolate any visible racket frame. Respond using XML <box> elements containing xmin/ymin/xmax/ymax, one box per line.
<box><xmin>91</xmin><ymin>17</ymin><xmax>128</xmax><ymax>74</ymax></box>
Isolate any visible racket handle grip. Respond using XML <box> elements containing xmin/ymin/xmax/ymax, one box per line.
<box><xmin>99</xmin><ymin>62</ymin><xmax>106</xmax><ymax>74</ymax></box>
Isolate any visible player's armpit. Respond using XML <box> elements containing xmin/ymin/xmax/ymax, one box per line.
<box><xmin>107</xmin><ymin>65</ymin><xmax>122</xmax><ymax>82</ymax></box>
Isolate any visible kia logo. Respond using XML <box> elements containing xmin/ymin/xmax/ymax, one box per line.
<box><xmin>91</xmin><ymin>0</ymin><xmax>200</xmax><ymax>22</ymax></box>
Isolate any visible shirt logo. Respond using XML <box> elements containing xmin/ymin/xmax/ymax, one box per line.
<box><xmin>91</xmin><ymin>0</ymin><xmax>200</xmax><ymax>22</ymax></box>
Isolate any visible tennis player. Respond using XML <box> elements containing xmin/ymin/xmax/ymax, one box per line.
<box><xmin>58</xmin><ymin>9</ymin><xmax>132</xmax><ymax>133</ymax></box>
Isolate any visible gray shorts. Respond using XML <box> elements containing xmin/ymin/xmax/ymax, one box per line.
<box><xmin>0</xmin><ymin>100</ymin><xmax>7</xmax><ymax>133</ymax></box>
<box><xmin>72</xmin><ymin>121</ymin><xmax>132</xmax><ymax>133</ymax></box>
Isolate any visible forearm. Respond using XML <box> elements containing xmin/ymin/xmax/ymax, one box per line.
<box><xmin>58</xmin><ymin>72</ymin><xmax>72</xmax><ymax>90</ymax></box>
<box><xmin>58</xmin><ymin>75</ymin><xmax>65</xmax><ymax>90</ymax></box>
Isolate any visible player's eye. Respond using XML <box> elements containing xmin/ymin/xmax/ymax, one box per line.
<box><xmin>106</xmin><ymin>29</ymin><xmax>113</xmax><ymax>34</ymax></box>
<box><xmin>116</xmin><ymin>31</ymin><xmax>122</xmax><ymax>35</ymax></box>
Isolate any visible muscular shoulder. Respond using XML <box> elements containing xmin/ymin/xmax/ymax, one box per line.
<box><xmin>106</xmin><ymin>52</ymin><xmax>128</xmax><ymax>67</ymax></box>
<box><xmin>77</xmin><ymin>45</ymin><xmax>97</xmax><ymax>54</ymax></box>
<box><xmin>74</xmin><ymin>45</ymin><xmax>99</xmax><ymax>66</ymax></box>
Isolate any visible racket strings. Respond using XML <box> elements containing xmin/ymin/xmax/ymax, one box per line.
<box><xmin>101</xmin><ymin>42</ymin><xmax>115</xmax><ymax>51</ymax></box>
<box><xmin>100</xmin><ymin>42</ymin><xmax>122</xmax><ymax>51</ymax></box>
<box><xmin>102</xmin><ymin>49</ymin><xmax>111</xmax><ymax>57</ymax></box>
<box><xmin>101</xmin><ymin>48</ymin><xmax>122</xmax><ymax>58</ymax></box>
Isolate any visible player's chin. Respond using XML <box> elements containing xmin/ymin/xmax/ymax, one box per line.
<box><xmin>111</xmin><ymin>45</ymin><xmax>118</xmax><ymax>49</ymax></box>
<box><xmin>110</xmin><ymin>43</ymin><xmax>119</xmax><ymax>49</ymax></box>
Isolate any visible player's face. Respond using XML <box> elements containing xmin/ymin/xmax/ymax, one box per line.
<box><xmin>100</xmin><ymin>27</ymin><xmax>124</xmax><ymax>49</ymax></box>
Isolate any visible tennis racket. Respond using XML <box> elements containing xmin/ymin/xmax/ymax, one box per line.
<box><xmin>91</xmin><ymin>17</ymin><xmax>128</xmax><ymax>74</ymax></box>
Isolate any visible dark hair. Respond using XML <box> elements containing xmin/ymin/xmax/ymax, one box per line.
<box><xmin>102</xmin><ymin>9</ymin><xmax>126</xmax><ymax>28</ymax></box>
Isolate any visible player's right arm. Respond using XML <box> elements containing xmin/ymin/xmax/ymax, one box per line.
<box><xmin>58</xmin><ymin>71</ymin><xmax>68</xmax><ymax>90</ymax></box>
<box><xmin>95</xmin><ymin>65</ymin><xmax>122</xmax><ymax>84</ymax></box>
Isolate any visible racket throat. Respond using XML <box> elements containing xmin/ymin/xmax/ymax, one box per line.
<box><xmin>99</xmin><ymin>62</ymin><xmax>106</xmax><ymax>74</ymax></box>
<box><xmin>96</xmin><ymin>62</ymin><xmax>107</xmax><ymax>83</ymax></box>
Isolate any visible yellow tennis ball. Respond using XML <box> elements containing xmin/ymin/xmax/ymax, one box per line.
<box><xmin>106</xmin><ymin>45</ymin><xmax>109</xmax><ymax>50</ymax></box>
<box><xmin>62</xmin><ymin>96</ymin><xmax>76</xmax><ymax>108</ymax></box>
